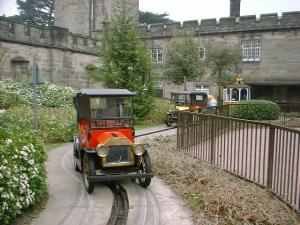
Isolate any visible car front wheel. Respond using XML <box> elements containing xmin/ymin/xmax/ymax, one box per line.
<box><xmin>82</xmin><ymin>154</ymin><xmax>95</xmax><ymax>194</ymax></box>
<box><xmin>137</xmin><ymin>152</ymin><xmax>152</xmax><ymax>188</ymax></box>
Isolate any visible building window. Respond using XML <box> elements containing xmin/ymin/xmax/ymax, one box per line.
<box><xmin>199</xmin><ymin>47</ymin><xmax>206</xmax><ymax>60</ymax></box>
<box><xmin>151</xmin><ymin>48</ymin><xmax>163</xmax><ymax>64</ymax></box>
<box><xmin>11</xmin><ymin>57</ymin><xmax>30</xmax><ymax>81</ymax></box>
<box><xmin>241</xmin><ymin>39</ymin><xmax>261</xmax><ymax>62</ymax></box>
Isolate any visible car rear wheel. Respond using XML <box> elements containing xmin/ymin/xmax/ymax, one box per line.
<box><xmin>82</xmin><ymin>154</ymin><xmax>95</xmax><ymax>194</ymax></box>
<box><xmin>137</xmin><ymin>152</ymin><xmax>152</xmax><ymax>188</ymax></box>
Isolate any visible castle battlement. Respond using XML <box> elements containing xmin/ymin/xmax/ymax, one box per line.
<box><xmin>138</xmin><ymin>11</ymin><xmax>300</xmax><ymax>38</ymax></box>
<box><xmin>0</xmin><ymin>17</ymin><xmax>98</xmax><ymax>55</ymax></box>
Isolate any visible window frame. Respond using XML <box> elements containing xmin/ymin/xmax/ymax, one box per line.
<box><xmin>198</xmin><ymin>47</ymin><xmax>207</xmax><ymax>61</ymax></box>
<box><xmin>151</xmin><ymin>47</ymin><xmax>164</xmax><ymax>64</ymax></box>
<box><xmin>241</xmin><ymin>39</ymin><xmax>262</xmax><ymax>62</ymax></box>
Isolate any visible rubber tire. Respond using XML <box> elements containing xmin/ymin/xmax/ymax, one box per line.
<box><xmin>73</xmin><ymin>155</ymin><xmax>80</xmax><ymax>172</ymax></box>
<box><xmin>73</xmin><ymin>138</ymin><xmax>81</xmax><ymax>172</ymax></box>
<box><xmin>165</xmin><ymin>115</ymin><xmax>172</xmax><ymax>127</ymax></box>
<box><xmin>138</xmin><ymin>152</ymin><xmax>152</xmax><ymax>188</ymax></box>
<box><xmin>82</xmin><ymin>154</ymin><xmax>95</xmax><ymax>194</ymax></box>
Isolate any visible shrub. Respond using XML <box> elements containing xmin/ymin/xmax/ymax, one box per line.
<box><xmin>0</xmin><ymin>112</ymin><xmax>47</xmax><ymax>225</ymax></box>
<box><xmin>230</xmin><ymin>100</ymin><xmax>280</xmax><ymax>120</ymax></box>
<box><xmin>0</xmin><ymin>89</ymin><xmax>22</xmax><ymax>109</ymax></box>
<box><xmin>6</xmin><ymin>106</ymin><xmax>76</xmax><ymax>144</ymax></box>
<box><xmin>0</xmin><ymin>80</ymin><xmax>75</xmax><ymax>108</ymax></box>
<box><xmin>136</xmin><ymin>98</ymin><xmax>172</xmax><ymax>127</ymax></box>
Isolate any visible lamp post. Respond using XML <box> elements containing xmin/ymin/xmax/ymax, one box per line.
<box><xmin>32</xmin><ymin>63</ymin><xmax>44</xmax><ymax>130</ymax></box>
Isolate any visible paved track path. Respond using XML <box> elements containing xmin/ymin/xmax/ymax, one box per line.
<box><xmin>31</xmin><ymin>127</ymin><xmax>193</xmax><ymax>225</ymax></box>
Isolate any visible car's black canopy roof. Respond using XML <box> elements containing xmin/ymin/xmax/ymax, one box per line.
<box><xmin>76</xmin><ymin>89</ymin><xmax>136</xmax><ymax>97</ymax></box>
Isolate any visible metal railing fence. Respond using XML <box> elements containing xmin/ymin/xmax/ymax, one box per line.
<box><xmin>177</xmin><ymin>112</ymin><xmax>300</xmax><ymax>212</ymax></box>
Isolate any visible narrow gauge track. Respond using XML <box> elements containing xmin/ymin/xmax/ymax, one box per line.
<box><xmin>107</xmin><ymin>184</ymin><xmax>129</xmax><ymax>225</ymax></box>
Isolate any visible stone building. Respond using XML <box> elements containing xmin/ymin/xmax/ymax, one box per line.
<box><xmin>143</xmin><ymin>1</ymin><xmax>300</xmax><ymax>103</ymax></box>
<box><xmin>0</xmin><ymin>0</ymin><xmax>300</xmax><ymax>103</ymax></box>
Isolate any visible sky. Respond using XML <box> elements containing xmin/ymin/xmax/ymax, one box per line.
<box><xmin>1</xmin><ymin>0</ymin><xmax>300</xmax><ymax>22</ymax></box>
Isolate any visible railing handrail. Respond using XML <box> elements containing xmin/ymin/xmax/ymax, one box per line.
<box><xmin>177</xmin><ymin>111</ymin><xmax>300</xmax><ymax>213</ymax></box>
<box><xmin>178</xmin><ymin>111</ymin><xmax>300</xmax><ymax>134</ymax></box>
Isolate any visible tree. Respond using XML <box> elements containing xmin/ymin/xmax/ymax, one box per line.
<box><xmin>16</xmin><ymin>0</ymin><xmax>55</xmax><ymax>26</ymax></box>
<box><xmin>139</xmin><ymin>11</ymin><xmax>173</xmax><ymax>24</ymax></box>
<box><xmin>92</xmin><ymin>10</ymin><xmax>154</xmax><ymax>120</ymax></box>
<box><xmin>164</xmin><ymin>35</ymin><xmax>205</xmax><ymax>84</ymax></box>
<box><xmin>207</xmin><ymin>45</ymin><xmax>241</xmax><ymax>106</ymax></box>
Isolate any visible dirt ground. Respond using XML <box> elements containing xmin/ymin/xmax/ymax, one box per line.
<box><xmin>146</xmin><ymin>135</ymin><xmax>300</xmax><ymax>225</ymax></box>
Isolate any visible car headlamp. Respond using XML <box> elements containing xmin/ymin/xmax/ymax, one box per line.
<box><xmin>134</xmin><ymin>144</ymin><xmax>145</xmax><ymax>156</ymax></box>
<box><xmin>96</xmin><ymin>144</ymin><xmax>109</xmax><ymax>157</ymax></box>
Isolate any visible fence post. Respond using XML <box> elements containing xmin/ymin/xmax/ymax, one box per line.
<box><xmin>177</xmin><ymin>113</ymin><xmax>180</xmax><ymax>150</ymax></box>
<box><xmin>210</xmin><ymin>117</ymin><xmax>215</xmax><ymax>165</ymax></box>
<box><xmin>267</xmin><ymin>126</ymin><xmax>275</xmax><ymax>189</ymax></box>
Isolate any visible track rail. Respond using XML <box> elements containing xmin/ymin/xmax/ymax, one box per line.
<box><xmin>135</xmin><ymin>127</ymin><xmax>177</xmax><ymax>138</ymax></box>
<box><xmin>107</xmin><ymin>184</ymin><xmax>129</xmax><ymax>225</ymax></box>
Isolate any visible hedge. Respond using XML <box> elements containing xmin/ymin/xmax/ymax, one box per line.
<box><xmin>229</xmin><ymin>100</ymin><xmax>280</xmax><ymax>121</ymax></box>
<box><xmin>0</xmin><ymin>112</ymin><xmax>47</xmax><ymax>225</ymax></box>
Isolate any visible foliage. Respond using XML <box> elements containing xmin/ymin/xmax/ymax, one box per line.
<box><xmin>0</xmin><ymin>112</ymin><xmax>47</xmax><ymax>225</ymax></box>
<box><xmin>93</xmin><ymin>10</ymin><xmax>154</xmax><ymax>119</ymax></box>
<box><xmin>207</xmin><ymin>45</ymin><xmax>241</xmax><ymax>105</ymax></box>
<box><xmin>0</xmin><ymin>80</ymin><xmax>74</xmax><ymax>108</ymax></box>
<box><xmin>207</xmin><ymin>46</ymin><xmax>241</xmax><ymax>82</ymax></box>
<box><xmin>136</xmin><ymin>98</ymin><xmax>172</xmax><ymax>128</ymax></box>
<box><xmin>7</xmin><ymin>106</ymin><xmax>76</xmax><ymax>143</ymax></box>
<box><xmin>139</xmin><ymin>11</ymin><xmax>173</xmax><ymax>24</ymax></box>
<box><xmin>16</xmin><ymin>0</ymin><xmax>55</xmax><ymax>26</ymax></box>
<box><xmin>164</xmin><ymin>35</ymin><xmax>205</xmax><ymax>84</ymax></box>
<box><xmin>0</xmin><ymin>80</ymin><xmax>76</xmax><ymax>143</ymax></box>
<box><xmin>230</xmin><ymin>100</ymin><xmax>280</xmax><ymax>120</ymax></box>
<box><xmin>0</xmin><ymin>89</ymin><xmax>21</xmax><ymax>109</ymax></box>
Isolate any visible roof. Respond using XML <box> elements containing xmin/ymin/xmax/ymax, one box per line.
<box><xmin>171</xmin><ymin>91</ymin><xmax>208</xmax><ymax>95</ymax></box>
<box><xmin>246</xmin><ymin>81</ymin><xmax>300</xmax><ymax>86</ymax></box>
<box><xmin>225</xmin><ymin>84</ymin><xmax>250</xmax><ymax>88</ymax></box>
<box><xmin>77</xmin><ymin>89</ymin><xmax>136</xmax><ymax>96</ymax></box>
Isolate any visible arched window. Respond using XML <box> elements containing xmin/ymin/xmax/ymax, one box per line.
<box><xmin>11</xmin><ymin>57</ymin><xmax>30</xmax><ymax>81</ymax></box>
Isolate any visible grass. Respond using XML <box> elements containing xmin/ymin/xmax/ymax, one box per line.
<box><xmin>135</xmin><ymin>97</ymin><xmax>172</xmax><ymax>129</ymax></box>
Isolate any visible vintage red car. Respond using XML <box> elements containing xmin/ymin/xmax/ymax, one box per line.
<box><xmin>73</xmin><ymin>89</ymin><xmax>152</xmax><ymax>193</ymax></box>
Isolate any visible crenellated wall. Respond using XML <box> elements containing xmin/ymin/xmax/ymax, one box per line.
<box><xmin>0</xmin><ymin>17</ymin><xmax>98</xmax><ymax>55</ymax></box>
<box><xmin>138</xmin><ymin>11</ymin><xmax>300</xmax><ymax>38</ymax></box>
<box><xmin>0</xmin><ymin>17</ymin><xmax>99</xmax><ymax>88</ymax></box>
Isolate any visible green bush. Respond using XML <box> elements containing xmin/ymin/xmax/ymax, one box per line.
<box><xmin>136</xmin><ymin>98</ymin><xmax>172</xmax><ymax>127</ymax></box>
<box><xmin>230</xmin><ymin>100</ymin><xmax>280</xmax><ymax>120</ymax></box>
<box><xmin>5</xmin><ymin>106</ymin><xmax>76</xmax><ymax>144</ymax></box>
<box><xmin>0</xmin><ymin>80</ymin><xmax>75</xmax><ymax>108</ymax></box>
<box><xmin>0</xmin><ymin>112</ymin><xmax>47</xmax><ymax>225</ymax></box>
<box><xmin>0</xmin><ymin>89</ymin><xmax>22</xmax><ymax>109</ymax></box>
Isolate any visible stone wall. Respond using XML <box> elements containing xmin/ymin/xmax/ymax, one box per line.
<box><xmin>138</xmin><ymin>11</ymin><xmax>300</xmax><ymax>38</ymax></box>
<box><xmin>55</xmin><ymin>0</ymin><xmax>139</xmax><ymax>35</ymax></box>
<box><xmin>141</xmin><ymin>12</ymin><xmax>300</xmax><ymax>98</ymax></box>
<box><xmin>0</xmin><ymin>17</ymin><xmax>99</xmax><ymax>88</ymax></box>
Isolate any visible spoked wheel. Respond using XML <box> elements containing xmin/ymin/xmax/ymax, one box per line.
<box><xmin>82</xmin><ymin>154</ymin><xmax>95</xmax><ymax>194</ymax></box>
<box><xmin>137</xmin><ymin>152</ymin><xmax>152</xmax><ymax>188</ymax></box>
<box><xmin>73</xmin><ymin>155</ymin><xmax>80</xmax><ymax>172</ymax></box>
<box><xmin>73</xmin><ymin>137</ymin><xmax>80</xmax><ymax>172</ymax></box>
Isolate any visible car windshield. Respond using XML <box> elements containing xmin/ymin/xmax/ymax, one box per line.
<box><xmin>90</xmin><ymin>97</ymin><xmax>132</xmax><ymax>119</ymax></box>
<box><xmin>191</xmin><ymin>94</ymin><xmax>207</xmax><ymax>104</ymax></box>
<box><xmin>172</xmin><ymin>94</ymin><xmax>189</xmax><ymax>105</ymax></box>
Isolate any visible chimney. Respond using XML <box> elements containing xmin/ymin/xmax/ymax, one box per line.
<box><xmin>230</xmin><ymin>0</ymin><xmax>241</xmax><ymax>17</ymax></box>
